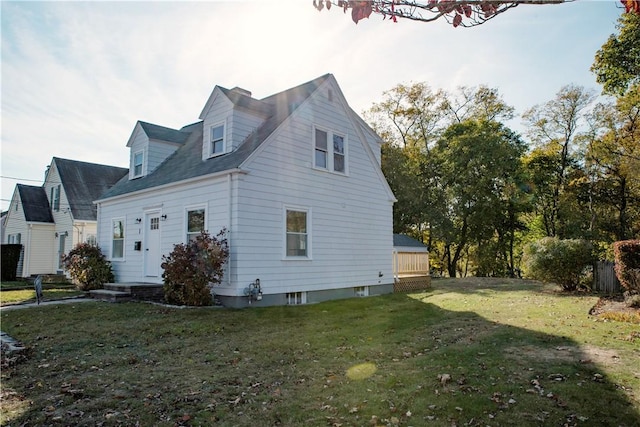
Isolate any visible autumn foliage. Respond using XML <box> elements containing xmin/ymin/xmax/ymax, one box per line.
<box><xmin>613</xmin><ymin>240</ymin><xmax>640</xmax><ymax>295</ymax></box>
<box><xmin>315</xmin><ymin>0</ymin><xmax>640</xmax><ymax>27</ymax></box>
<box><xmin>161</xmin><ymin>230</ymin><xmax>229</xmax><ymax>306</ymax></box>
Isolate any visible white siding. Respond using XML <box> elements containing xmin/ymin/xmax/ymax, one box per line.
<box><xmin>4</xmin><ymin>188</ymin><xmax>56</xmax><ymax>276</ymax></box>
<box><xmin>26</xmin><ymin>224</ymin><xmax>56</xmax><ymax>275</ymax></box>
<box><xmin>230</xmin><ymin>80</ymin><xmax>394</xmax><ymax>296</ymax></box>
<box><xmin>97</xmin><ymin>177</ymin><xmax>230</xmax><ymax>283</ymax></box>
<box><xmin>201</xmin><ymin>92</ymin><xmax>234</xmax><ymax>159</ymax></box>
<box><xmin>45</xmin><ymin>161</ymin><xmax>74</xmax><ymax>269</ymax></box>
<box><xmin>128</xmin><ymin>128</ymin><xmax>149</xmax><ymax>179</ymax></box>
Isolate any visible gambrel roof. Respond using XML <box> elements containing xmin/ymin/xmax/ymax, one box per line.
<box><xmin>53</xmin><ymin>157</ymin><xmax>128</xmax><ymax>220</ymax></box>
<box><xmin>16</xmin><ymin>184</ymin><xmax>54</xmax><ymax>223</ymax></box>
<box><xmin>100</xmin><ymin>74</ymin><xmax>333</xmax><ymax>200</ymax></box>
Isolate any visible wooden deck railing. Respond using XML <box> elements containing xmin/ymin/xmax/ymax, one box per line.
<box><xmin>393</xmin><ymin>251</ymin><xmax>430</xmax><ymax>279</ymax></box>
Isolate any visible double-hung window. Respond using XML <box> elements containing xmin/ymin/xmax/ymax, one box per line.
<box><xmin>133</xmin><ymin>151</ymin><xmax>144</xmax><ymax>178</ymax></box>
<box><xmin>186</xmin><ymin>207</ymin><xmax>206</xmax><ymax>242</ymax></box>
<box><xmin>314</xmin><ymin>126</ymin><xmax>346</xmax><ymax>173</ymax></box>
<box><xmin>112</xmin><ymin>218</ymin><xmax>125</xmax><ymax>259</ymax></box>
<box><xmin>210</xmin><ymin>124</ymin><xmax>225</xmax><ymax>156</ymax></box>
<box><xmin>285</xmin><ymin>208</ymin><xmax>309</xmax><ymax>258</ymax></box>
<box><xmin>315</xmin><ymin>129</ymin><xmax>328</xmax><ymax>169</ymax></box>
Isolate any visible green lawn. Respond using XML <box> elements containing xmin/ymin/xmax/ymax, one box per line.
<box><xmin>1</xmin><ymin>278</ymin><xmax>638</xmax><ymax>426</ymax></box>
<box><xmin>0</xmin><ymin>282</ymin><xmax>83</xmax><ymax>306</ymax></box>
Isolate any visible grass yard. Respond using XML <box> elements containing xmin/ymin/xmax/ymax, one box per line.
<box><xmin>1</xmin><ymin>278</ymin><xmax>639</xmax><ymax>426</ymax></box>
<box><xmin>0</xmin><ymin>282</ymin><xmax>83</xmax><ymax>306</ymax></box>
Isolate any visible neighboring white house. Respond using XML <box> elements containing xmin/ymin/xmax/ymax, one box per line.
<box><xmin>95</xmin><ymin>74</ymin><xmax>396</xmax><ymax>307</ymax></box>
<box><xmin>3</xmin><ymin>157</ymin><xmax>128</xmax><ymax>277</ymax></box>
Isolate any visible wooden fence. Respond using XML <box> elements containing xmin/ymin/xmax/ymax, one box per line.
<box><xmin>593</xmin><ymin>261</ymin><xmax>622</xmax><ymax>294</ymax></box>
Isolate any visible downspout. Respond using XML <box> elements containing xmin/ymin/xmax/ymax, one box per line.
<box><xmin>227</xmin><ymin>173</ymin><xmax>233</xmax><ymax>286</ymax></box>
<box><xmin>25</xmin><ymin>224</ymin><xmax>32</xmax><ymax>277</ymax></box>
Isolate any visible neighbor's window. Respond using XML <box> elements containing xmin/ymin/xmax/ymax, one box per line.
<box><xmin>313</xmin><ymin>126</ymin><xmax>346</xmax><ymax>173</ymax></box>
<box><xmin>52</xmin><ymin>185</ymin><xmax>61</xmax><ymax>211</ymax></box>
<box><xmin>86</xmin><ymin>235</ymin><xmax>97</xmax><ymax>246</ymax></box>
<box><xmin>186</xmin><ymin>207</ymin><xmax>206</xmax><ymax>241</ymax></box>
<box><xmin>210</xmin><ymin>124</ymin><xmax>225</xmax><ymax>156</ymax></box>
<box><xmin>112</xmin><ymin>219</ymin><xmax>125</xmax><ymax>259</ymax></box>
<box><xmin>286</xmin><ymin>291</ymin><xmax>306</xmax><ymax>305</ymax></box>
<box><xmin>286</xmin><ymin>208</ymin><xmax>308</xmax><ymax>257</ymax></box>
<box><xmin>133</xmin><ymin>151</ymin><xmax>144</xmax><ymax>177</ymax></box>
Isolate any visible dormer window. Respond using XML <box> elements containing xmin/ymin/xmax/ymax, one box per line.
<box><xmin>210</xmin><ymin>123</ymin><xmax>225</xmax><ymax>157</ymax></box>
<box><xmin>133</xmin><ymin>151</ymin><xmax>144</xmax><ymax>178</ymax></box>
<box><xmin>314</xmin><ymin>126</ymin><xmax>347</xmax><ymax>174</ymax></box>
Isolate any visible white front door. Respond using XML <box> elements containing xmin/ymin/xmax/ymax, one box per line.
<box><xmin>144</xmin><ymin>213</ymin><xmax>161</xmax><ymax>278</ymax></box>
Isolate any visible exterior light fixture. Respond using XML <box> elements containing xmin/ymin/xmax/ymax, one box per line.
<box><xmin>161</xmin><ymin>214</ymin><xmax>167</xmax><ymax>221</ymax></box>
<box><xmin>135</xmin><ymin>218</ymin><xmax>142</xmax><ymax>224</ymax></box>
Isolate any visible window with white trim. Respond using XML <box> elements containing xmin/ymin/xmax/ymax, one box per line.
<box><xmin>314</xmin><ymin>126</ymin><xmax>346</xmax><ymax>173</ymax></box>
<box><xmin>209</xmin><ymin>123</ymin><xmax>225</xmax><ymax>156</ymax></box>
<box><xmin>133</xmin><ymin>151</ymin><xmax>144</xmax><ymax>178</ymax></box>
<box><xmin>285</xmin><ymin>208</ymin><xmax>309</xmax><ymax>258</ymax></box>
<box><xmin>354</xmin><ymin>286</ymin><xmax>369</xmax><ymax>297</ymax></box>
<box><xmin>86</xmin><ymin>235</ymin><xmax>97</xmax><ymax>246</ymax></box>
<box><xmin>186</xmin><ymin>207</ymin><xmax>206</xmax><ymax>242</ymax></box>
<box><xmin>111</xmin><ymin>218</ymin><xmax>125</xmax><ymax>259</ymax></box>
<box><xmin>286</xmin><ymin>291</ymin><xmax>306</xmax><ymax>305</ymax></box>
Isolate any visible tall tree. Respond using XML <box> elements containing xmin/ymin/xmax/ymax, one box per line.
<box><xmin>431</xmin><ymin>119</ymin><xmax>527</xmax><ymax>277</ymax></box>
<box><xmin>591</xmin><ymin>12</ymin><xmax>640</xmax><ymax>96</ymax></box>
<box><xmin>523</xmin><ymin>85</ymin><xmax>595</xmax><ymax>238</ymax></box>
<box><xmin>584</xmin><ymin>86</ymin><xmax>640</xmax><ymax>241</ymax></box>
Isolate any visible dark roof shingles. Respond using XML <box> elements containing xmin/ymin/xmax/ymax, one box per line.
<box><xmin>17</xmin><ymin>184</ymin><xmax>54</xmax><ymax>223</ymax></box>
<box><xmin>101</xmin><ymin>74</ymin><xmax>330</xmax><ymax>200</ymax></box>
<box><xmin>54</xmin><ymin>158</ymin><xmax>128</xmax><ymax>220</ymax></box>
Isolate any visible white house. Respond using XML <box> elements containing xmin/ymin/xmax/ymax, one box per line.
<box><xmin>3</xmin><ymin>157</ymin><xmax>128</xmax><ymax>277</ymax></box>
<box><xmin>95</xmin><ymin>74</ymin><xmax>396</xmax><ymax>307</ymax></box>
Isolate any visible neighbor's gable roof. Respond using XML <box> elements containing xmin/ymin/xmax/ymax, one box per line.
<box><xmin>393</xmin><ymin>234</ymin><xmax>429</xmax><ymax>252</ymax></box>
<box><xmin>17</xmin><ymin>184</ymin><xmax>54</xmax><ymax>223</ymax></box>
<box><xmin>53</xmin><ymin>157</ymin><xmax>128</xmax><ymax>220</ymax></box>
<box><xmin>99</xmin><ymin>74</ymin><xmax>332</xmax><ymax>201</ymax></box>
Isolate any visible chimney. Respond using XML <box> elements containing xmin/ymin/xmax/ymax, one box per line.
<box><xmin>44</xmin><ymin>165</ymin><xmax>50</xmax><ymax>182</ymax></box>
<box><xmin>230</xmin><ymin>87</ymin><xmax>251</xmax><ymax>97</ymax></box>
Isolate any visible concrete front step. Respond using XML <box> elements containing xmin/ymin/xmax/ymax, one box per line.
<box><xmin>90</xmin><ymin>283</ymin><xmax>165</xmax><ymax>303</ymax></box>
<box><xmin>89</xmin><ymin>289</ymin><xmax>132</xmax><ymax>303</ymax></box>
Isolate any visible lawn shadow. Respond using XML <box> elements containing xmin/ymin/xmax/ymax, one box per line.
<box><xmin>0</xmin><ymin>289</ymin><xmax>638</xmax><ymax>426</ymax></box>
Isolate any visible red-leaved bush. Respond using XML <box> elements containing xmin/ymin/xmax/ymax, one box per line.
<box><xmin>613</xmin><ymin>240</ymin><xmax>640</xmax><ymax>295</ymax></box>
<box><xmin>161</xmin><ymin>229</ymin><xmax>229</xmax><ymax>306</ymax></box>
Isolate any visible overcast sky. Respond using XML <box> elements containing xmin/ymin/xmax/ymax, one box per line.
<box><xmin>0</xmin><ymin>0</ymin><xmax>624</xmax><ymax>211</ymax></box>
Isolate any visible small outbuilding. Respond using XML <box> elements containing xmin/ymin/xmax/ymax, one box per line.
<box><xmin>393</xmin><ymin>234</ymin><xmax>430</xmax><ymax>292</ymax></box>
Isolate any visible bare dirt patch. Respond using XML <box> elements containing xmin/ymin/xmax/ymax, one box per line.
<box><xmin>504</xmin><ymin>344</ymin><xmax>622</xmax><ymax>367</ymax></box>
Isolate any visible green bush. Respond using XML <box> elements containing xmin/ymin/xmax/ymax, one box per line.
<box><xmin>613</xmin><ymin>240</ymin><xmax>640</xmax><ymax>295</ymax></box>
<box><xmin>523</xmin><ymin>237</ymin><xmax>594</xmax><ymax>291</ymax></box>
<box><xmin>161</xmin><ymin>230</ymin><xmax>229</xmax><ymax>306</ymax></box>
<box><xmin>62</xmin><ymin>243</ymin><xmax>114</xmax><ymax>291</ymax></box>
